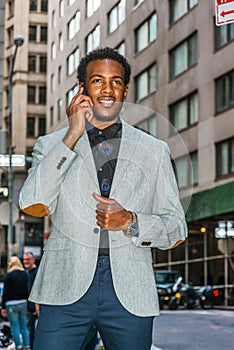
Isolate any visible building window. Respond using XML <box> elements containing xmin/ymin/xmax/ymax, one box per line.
<box><xmin>135</xmin><ymin>0</ymin><xmax>144</xmax><ymax>5</ymax></box>
<box><xmin>169</xmin><ymin>91</ymin><xmax>198</xmax><ymax>132</ymax></box>
<box><xmin>59</xmin><ymin>32</ymin><xmax>63</xmax><ymax>51</ymax></box>
<box><xmin>170</xmin><ymin>32</ymin><xmax>197</xmax><ymax>79</ymax></box>
<box><xmin>50</xmin><ymin>107</ymin><xmax>54</xmax><ymax>126</ymax></box>
<box><xmin>169</xmin><ymin>0</ymin><xmax>198</xmax><ymax>24</ymax></box>
<box><xmin>135</xmin><ymin>13</ymin><xmax>157</xmax><ymax>53</ymax></box>
<box><xmin>135</xmin><ymin>63</ymin><xmax>157</xmax><ymax>101</ymax></box>
<box><xmin>51</xmin><ymin>74</ymin><xmax>55</xmax><ymax>92</ymax></box>
<box><xmin>28</xmin><ymin>55</ymin><xmax>36</xmax><ymax>72</ymax></box>
<box><xmin>27</xmin><ymin>86</ymin><xmax>36</xmax><ymax>103</ymax></box>
<box><xmin>175</xmin><ymin>152</ymin><xmax>198</xmax><ymax>188</ymax></box>
<box><xmin>39</xmin><ymin>86</ymin><xmax>46</xmax><ymax>104</ymax></box>
<box><xmin>108</xmin><ymin>0</ymin><xmax>126</xmax><ymax>33</ymax></box>
<box><xmin>40</xmin><ymin>26</ymin><xmax>47</xmax><ymax>42</ymax></box>
<box><xmin>115</xmin><ymin>41</ymin><xmax>125</xmax><ymax>56</ymax></box>
<box><xmin>59</xmin><ymin>0</ymin><xmax>64</xmax><ymax>17</ymax></box>
<box><xmin>41</xmin><ymin>0</ymin><xmax>47</xmax><ymax>12</ymax></box>
<box><xmin>215</xmin><ymin>70</ymin><xmax>234</xmax><ymax>114</ymax></box>
<box><xmin>135</xmin><ymin>115</ymin><xmax>157</xmax><ymax>137</ymax></box>
<box><xmin>27</xmin><ymin>117</ymin><xmax>35</xmax><ymax>137</ymax></box>
<box><xmin>58</xmin><ymin>66</ymin><xmax>62</xmax><ymax>84</ymax></box>
<box><xmin>30</xmin><ymin>0</ymin><xmax>37</xmax><ymax>11</ymax></box>
<box><xmin>57</xmin><ymin>99</ymin><xmax>63</xmax><ymax>120</ymax></box>
<box><xmin>8</xmin><ymin>0</ymin><xmax>15</xmax><ymax>17</ymax></box>
<box><xmin>39</xmin><ymin>117</ymin><xmax>46</xmax><ymax>135</ymax></box>
<box><xmin>29</xmin><ymin>25</ymin><xmax>37</xmax><ymax>41</ymax></box>
<box><xmin>216</xmin><ymin>138</ymin><xmax>234</xmax><ymax>178</ymax></box>
<box><xmin>52</xmin><ymin>10</ymin><xmax>56</xmax><ymax>27</ymax></box>
<box><xmin>67</xmin><ymin>85</ymin><xmax>79</xmax><ymax>106</ymax></box>
<box><xmin>86</xmin><ymin>0</ymin><xmax>101</xmax><ymax>17</ymax></box>
<box><xmin>27</xmin><ymin>116</ymin><xmax>46</xmax><ymax>137</ymax></box>
<box><xmin>39</xmin><ymin>55</ymin><xmax>47</xmax><ymax>72</ymax></box>
<box><xmin>215</xmin><ymin>22</ymin><xmax>234</xmax><ymax>51</ymax></box>
<box><xmin>68</xmin><ymin>11</ymin><xmax>80</xmax><ymax>40</ymax></box>
<box><xmin>67</xmin><ymin>47</ymin><xmax>80</xmax><ymax>76</ymax></box>
<box><xmin>51</xmin><ymin>42</ymin><xmax>56</xmax><ymax>60</ymax></box>
<box><xmin>86</xmin><ymin>25</ymin><xmax>100</xmax><ymax>53</ymax></box>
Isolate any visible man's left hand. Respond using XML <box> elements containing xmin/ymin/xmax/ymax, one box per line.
<box><xmin>93</xmin><ymin>193</ymin><xmax>132</xmax><ymax>231</ymax></box>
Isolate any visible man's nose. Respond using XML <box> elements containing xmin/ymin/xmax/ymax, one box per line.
<box><xmin>102</xmin><ymin>82</ymin><xmax>114</xmax><ymax>94</ymax></box>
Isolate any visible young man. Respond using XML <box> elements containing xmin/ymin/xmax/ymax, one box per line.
<box><xmin>19</xmin><ymin>47</ymin><xmax>187</xmax><ymax>350</ymax></box>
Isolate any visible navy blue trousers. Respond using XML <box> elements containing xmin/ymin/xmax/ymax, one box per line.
<box><xmin>33</xmin><ymin>256</ymin><xmax>153</xmax><ymax>350</ymax></box>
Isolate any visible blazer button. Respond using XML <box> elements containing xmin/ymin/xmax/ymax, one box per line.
<box><xmin>93</xmin><ymin>227</ymin><xmax>99</xmax><ymax>234</ymax></box>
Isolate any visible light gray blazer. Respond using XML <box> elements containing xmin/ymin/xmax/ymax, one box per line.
<box><xmin>19</xmin><ymin>120</ymin><xmax>187</xmax><ymax>317</ymax></box>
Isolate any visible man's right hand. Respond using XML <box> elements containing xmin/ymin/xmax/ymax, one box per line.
<box><xmin>63</xmin><ymin>86</ymin><xmax>93</xmax><ymax>150</ymax></box>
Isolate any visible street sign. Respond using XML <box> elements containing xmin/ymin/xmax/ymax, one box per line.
<box><xmin>215</xmin><ymin>220</ymin><xmax>234</xmax><ymax>238</ymax></box>
<box><xmin>0</xmin><ymin>154</ymin><xmax>25</xmax><ymax>167</ymax></box>
<box><xmin>215</xmin><ymin>0</ymin><xmax>234</xmax><ymax>26</ymax></box>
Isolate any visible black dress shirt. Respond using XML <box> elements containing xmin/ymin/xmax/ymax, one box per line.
<box><xmin>87</xmin><ymin>120</ymin><xmax>122</xmax><ymax>255</ymax></box>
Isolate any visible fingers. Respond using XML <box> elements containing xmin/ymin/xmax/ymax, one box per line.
<box><xmin>93</xmin><ymin>193</ymin><xmax>115</xmax><ymax>204</ymax></box>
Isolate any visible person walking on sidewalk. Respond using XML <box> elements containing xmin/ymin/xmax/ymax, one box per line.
<box><xmin>19</xmin><ymin>47</ymin><xmax>187</xmax><ymax>350</ymax></box>
<box><xmin>1</xmin><ymin>256</ymin><xmax>31</xmax><ymax>350</ymax></box>
<box><xmin>23</xmin><ymin>252</ymin><xmax>39</xmax><ymax>349</ymax></box>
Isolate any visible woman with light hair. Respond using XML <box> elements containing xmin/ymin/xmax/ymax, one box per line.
<box><xmin>1</xmin><ymin>256</ymin><xmax>31</xmax><ymax>350</ymax></box>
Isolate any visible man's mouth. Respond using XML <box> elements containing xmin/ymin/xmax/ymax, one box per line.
<box><xmin>97</xmin><ymin>98</ymin><xmax>115</xmax><ymax>108</ymax></box>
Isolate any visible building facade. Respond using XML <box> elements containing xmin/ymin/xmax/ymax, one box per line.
<box><xmin>0</xmin><ymin>0</ymin><xmax>233</xmax><ymax>303</ymax></box>
<box><xmin>0</xmin><ymin>0</ymin><xmax>48</xmax><ymax>266</ymax></box>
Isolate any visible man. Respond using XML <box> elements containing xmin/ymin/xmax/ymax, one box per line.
<box><xmin>23</xmin><ymin>252</ymin><xmax>39</xmax><ymax>349</ymax></box>
<box><xmin>19</xmin><ymin>47</ymin><xmax>187</xmax><ymax>350</ymax></box>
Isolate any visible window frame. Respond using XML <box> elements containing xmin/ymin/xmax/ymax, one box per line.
<box><xmin>135</xmin><ymin>12</ymin><xmax>157</xmax><ymax>53</ymax></box>
<box><xmin>215</xmin><ymin>69</ymin><xmax>234</xmax><ymax>114</ymax></box>
<box><xmin>216</xmin><ymin>138</ymin><xmax>234</xmax><ymax>179</ymax></box>
<box><xmin>169</xmin><ymin>91</ymin><xmax>199</xmax><ymax>133</ymax></box>
<box><xmin>169</xmin><ymin>31</ymin><xmax>198</xmax><ymax>79</ymax></box>
<box><xmin>135</xmin><ymin>63</ymin><xmax>157</xmax><ymax>101</ymax></box>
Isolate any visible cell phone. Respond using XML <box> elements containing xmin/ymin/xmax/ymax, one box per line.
<box><xmin>83</xmin><ymin>84</ymin><xmax>87</xmax><ymax>96</ymax></box>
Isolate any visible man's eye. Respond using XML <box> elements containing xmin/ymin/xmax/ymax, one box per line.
<box><xmin>93</xmin><ymin>79</ymin><xmax>102</xmax><ymax>83</ymax></box>
<box><xmin>113</xmin><ymin>80</ymin><xmax>121</xmax><ymax>85</ymax></box>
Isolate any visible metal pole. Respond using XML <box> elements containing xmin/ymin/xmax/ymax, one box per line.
<box><xmin>7</xmin><ymin>36</ymin><xmax>24</xmax><ymax>261</ymax></box>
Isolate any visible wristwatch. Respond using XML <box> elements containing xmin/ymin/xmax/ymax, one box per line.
<box><xmin>124</xmin><ymin>212</ymin><xmax>139</xmax><ymax>237</ymax></box>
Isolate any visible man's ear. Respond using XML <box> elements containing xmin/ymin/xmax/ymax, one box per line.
<box><xmin>124</xmin><ymin>86</ymin><xmax>128</xmax><ymax>99</ymax></box>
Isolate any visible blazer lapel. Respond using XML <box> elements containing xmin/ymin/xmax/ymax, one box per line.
<box><xmin>110</xmin><ymin>121</ymin><xmax>139</xmax><ymax>196</ymax></box>
<box><xmin>73</xmin><ymin>131</ymin><xmax>100</xmax><ymax>193</ymax></box>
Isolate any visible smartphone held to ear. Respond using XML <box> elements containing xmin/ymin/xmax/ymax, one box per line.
<box><xmin>83</xmin><ymin>84</ymin><xmax>87</xmax><ymax>96</ymax></box>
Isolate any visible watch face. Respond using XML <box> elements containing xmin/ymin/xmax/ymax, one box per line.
<box><xmin>129</xmin><ymin>222</ymin><xmax>139</xmax><ymax>236</ymax></box>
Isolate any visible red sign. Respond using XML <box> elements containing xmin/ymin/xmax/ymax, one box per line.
<box><xmin>216</xmin><ymin>0</ymin><xmax>234</xmax><ymax>25</ymax></box>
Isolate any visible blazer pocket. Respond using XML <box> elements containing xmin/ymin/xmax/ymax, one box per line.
<box><xmin>130</xmin><ymin>245</ymin><xmax>153</xmax><ymax>263</ymax></box>
<box><xmin>43</xmin><ymin>237</ymin><xmax>69</xmax><ymax>251</ymax></box>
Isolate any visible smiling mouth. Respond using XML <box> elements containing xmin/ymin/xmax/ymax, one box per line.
<box><xmin>98</xmin><ymin>98</ymin><xmax>115</xmax><ymax>108</ymax></box>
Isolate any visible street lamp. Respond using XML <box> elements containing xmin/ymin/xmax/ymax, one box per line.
<box><xmin>7</xmin><ymin>35</ymin><xmax>24</xmax><ymax>260</ymax></box>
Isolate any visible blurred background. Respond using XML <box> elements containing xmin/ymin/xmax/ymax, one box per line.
<box><xmin>0</xmin><ymin>0</ymin><xmax>233</xmax><ymax>306</ymax></box>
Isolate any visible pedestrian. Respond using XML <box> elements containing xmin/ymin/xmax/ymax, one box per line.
<box><xmin>23</xmin><ymin>252</ymin><xmax>39</xmax><ymax>349</ymax></box>
<box><xmin>1</xmin><ymin>256</ymin><xmax>31</xmax><ymax>350</ymax></box>
<box><xmin>19</xmin><ymin>47</ymin><xmax>187</xmax><ymax>350</ymax></box>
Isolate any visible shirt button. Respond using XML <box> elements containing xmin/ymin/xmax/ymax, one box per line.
<box><xmin>99</xmin><ymin>131</ymin><xmax>102</xmax><ymax>135</ymax></box>
<box><xmin>99</xmin><ymin>168</ymin><xmax>103</xmax><ymax>172</ymax></box>
<box><xmin>93</xmin><ymin>227</ymin><xmax>99</xmax><ymax>234</ymax></box>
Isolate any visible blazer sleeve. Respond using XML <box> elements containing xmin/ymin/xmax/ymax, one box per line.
<box><xmin>132</xmin><ymin>142</ymin><xmax>187</xmax><ymax>250</ymax></box>
<box><xmin>19</xmin><ymin>135</ymin><xmax>77</xmax><ymax>217</ymax></box>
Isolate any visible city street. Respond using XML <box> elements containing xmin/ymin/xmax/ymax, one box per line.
<box><xmin>1</xmin><ymin>309</ymin><xmax>233</xmax><ymax>350</ymax></box>
<box><xmin>152</xmin><ymin>309</ymin><xmax>234</xmax><ymax>350</ymax></box>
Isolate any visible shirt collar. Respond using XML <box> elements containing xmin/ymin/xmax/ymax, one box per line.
<box><xmin>86</xmin><ymin>119</ymin><xmax>122</xmax><ymax>142</ymax></box>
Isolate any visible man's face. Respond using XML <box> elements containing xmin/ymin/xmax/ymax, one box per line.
<box><xmin>23</xmin><ymin>254</ymin><xmax>35</xmax><ymax>270</ymax></box>
<box><xmin>84</xmin><ymin>59</ymin><xmax>128</xmax><ymax>124</ymax></box>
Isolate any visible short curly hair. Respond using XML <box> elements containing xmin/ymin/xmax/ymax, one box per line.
<box><xmin>77</xmin><ymin>47</ymin><xmax>131</xmax><ymax>86</ymax></box>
